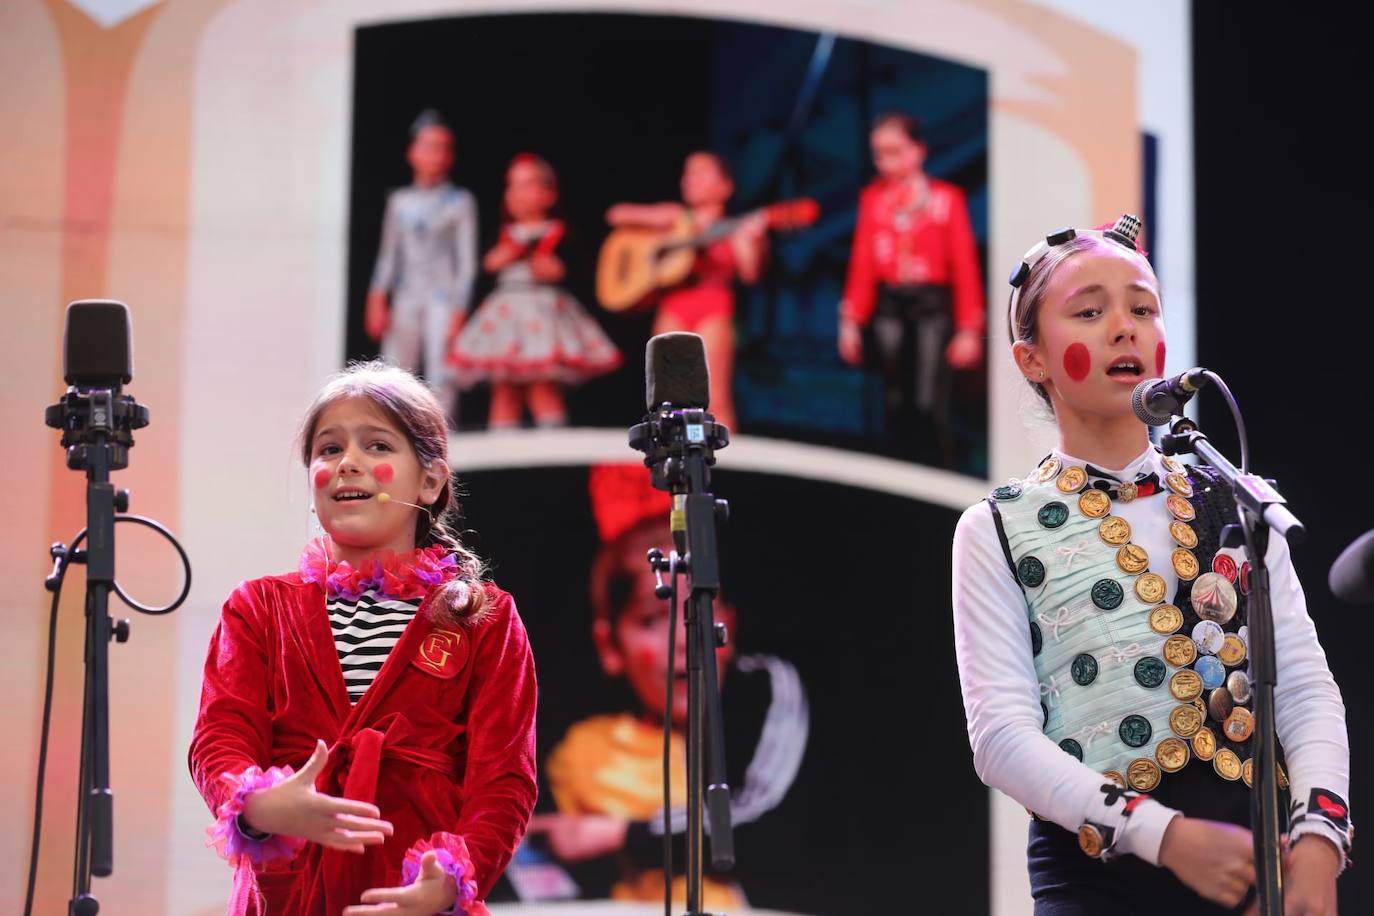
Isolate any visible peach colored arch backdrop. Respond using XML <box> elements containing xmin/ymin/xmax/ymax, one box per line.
<box><xmin>0</xmin><ymin>2</ymin><xmax>1183</xmax><ymax>913</ymax></box>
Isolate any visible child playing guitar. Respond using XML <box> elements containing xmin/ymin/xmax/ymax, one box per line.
<box><xmin>604</xmin><ymin>152</ymin><xmax>767</xmax><ymax>430</ymax></box>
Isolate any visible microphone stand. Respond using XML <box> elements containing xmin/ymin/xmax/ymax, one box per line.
<box><xmin>631</xmin><ymin>405</ymin><xmax>735</xmax><ymax>916</ymax></box>
<box><xmin>45</xmin><ymin>387</ymin><xmax>148</xmax><ymax>915</ymax></box>
<box><xmin>1161</xmin><ymin>411</ymin><xmax>1304</xmax><ymax>916</ymax></box>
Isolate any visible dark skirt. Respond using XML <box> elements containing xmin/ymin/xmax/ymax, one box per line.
<box><xmin>1029</xmin><ymin>764</ymin><xmax>1271</xmax><ymax>915</ymax></box>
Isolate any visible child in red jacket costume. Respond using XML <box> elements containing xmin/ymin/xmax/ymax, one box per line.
<box><xmin>838</xmin><ymin>112</ymin><xmax>985</xmax><ymax>464</ymax></box>
<box><xmin>190</xmin><ymin>361</ymin><xmax>537</xmax><ymax>915</ymax></box>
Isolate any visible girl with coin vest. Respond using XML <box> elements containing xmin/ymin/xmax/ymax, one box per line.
<box><xmin>951</xmin><ymin>216</ymin><xmax>1351</xmax><ymax>914</ymax></box>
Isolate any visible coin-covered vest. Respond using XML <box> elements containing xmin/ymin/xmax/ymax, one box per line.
<box><xmin>988</xmin><ymin>457</ymin><xmax>1274</xmax><ymax>793</ymax></box>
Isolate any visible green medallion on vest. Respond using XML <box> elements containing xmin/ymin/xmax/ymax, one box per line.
<box><xmin>1017</xmin><ymin>556</ymin><xmax>1046</xmax><ymax>588</ymax></box>
<box><xmin>1071</xmin><ymin>653</ymin><xmax>1099</xmax><ymax>686</ymax></box>
<box><xmin>1038</xmin><ymin>501</ymin><xmax>1070</xmax><ymax>528</ymax></box>
<box><xmin>1091</xmin><ymin>578</ymin><xmax>1124</xmax><ymax>610</ymax></box>
<box><xmin>1119</xmin><ymin>714</ymin><xmax>1153</xmax><ymax>748</ymax></box>
<box><xmin>1134</xmin><ymin>656</ymin><xmax>1167</xmax><ymax>689</ymax></box>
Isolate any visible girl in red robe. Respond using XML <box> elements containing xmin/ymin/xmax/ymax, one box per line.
<box><xmin>189</xmin><ymin>361</ymin><xmax>537</xmax><ymax>915</ymax></box>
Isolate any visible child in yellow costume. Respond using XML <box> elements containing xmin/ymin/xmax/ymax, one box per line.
<box><xmin>529</xmin><ymin>465</ymin><xmax>807</xmax><ymax>909</ymax></box>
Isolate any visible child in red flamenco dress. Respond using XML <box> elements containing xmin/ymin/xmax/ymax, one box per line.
<box><xmin>448</xmin><ymin>154</ymin><xmax>621</xmax><ymax>429</ymax></box>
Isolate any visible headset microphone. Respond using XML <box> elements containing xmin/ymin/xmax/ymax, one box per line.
<box><xmin>376</xmin><ymin>492</ymin><xmax>433</xmax><ymax>522</ymax></box>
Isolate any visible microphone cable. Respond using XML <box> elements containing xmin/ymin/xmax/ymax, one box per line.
<box><xmin>1199</xmin><ymin>369</ymin><xmax>1252</xmax><ymax>474</ymax></box>
<box><xmin>663</xmin><ymin>554</ymin><xmax>679</xmax><ymax>916</ymax></box>
<box><xmin>25</xmin><ymin>515</ymin><xmax>191</xmax><ymax>916</ymax></box>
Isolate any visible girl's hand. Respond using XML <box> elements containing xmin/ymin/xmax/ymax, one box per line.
<box><xmin>1278</xmin><ymin>834</ymin><xmax>1340</xmax><ymax>916</ymax></box>
<box><xmin>605</xmin><ymin>202</ymin><xmax>681</xmax><ymax>229</ymax></box>
<box><xmin>1159</xmin><ymin>816</ymin><xmax>1255</xmax><ymax>908</ymax></box>
<box><xmin>343</xmin><ymin>850</ymin><xmax>458</xmax><ymax>915</ymax></box>
<box><xmin>731</xmin><ymin>213</ymin><xmax>768</xmax><ymax>284</ymax></box>
<box><xmin>529</xmin><ymin>253</ymin><xmax>565</xmax><ymax>283</ymax></box>
<box><xmin>837</xmin><ymin>317</ymin><xmax>863</xmax><ymax>366</ymax></box>
<box><xmin>240</xmin><ymin>739</ymin><xmax>394</xmax><ymax>854</ymax></box>
<box><xmin>445</xmin><ymin>312</ymin><xmax>466</xmax><ymax>353</ymax></box>
<box><xmin>482</xmin><ymin>242</ymin><xmax>523</xmax><ymax>273</ymax></box>
<box><xmin>605</xmin><ymin>204</ymin><xmax>632</xmax><ymax>226</ymax></box>
<box><xmin>945</xmin><ymin>329</ymin><xmax>984</xmax><ymax>369</ymax></box>
<box><xmin>735</xmin><ymin>212</ymin><xmax>768</xmax><ymax>243</ymax></box>
<box><xmin>526</xmin><ymin>812</ymin><xmax>629</xmax><ymax>863</ymax></box>
<box><xmin>365</xmin><ymin>292</ymin><xmax>390</xmax><ymax>342</ymax></box>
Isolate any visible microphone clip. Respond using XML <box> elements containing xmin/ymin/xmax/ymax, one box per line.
<box><xmin>647</xmin><ymin>547</ymin><xmax>674</xmax><ymax>599</ymax></box>
<box><xmin>629</xmin><ymin>405</ymin><xmax>730</xmax><ymax>494</ymax></box>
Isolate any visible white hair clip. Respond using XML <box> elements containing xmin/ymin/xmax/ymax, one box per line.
<box><xmin>1007</xmin><ymin>214</ymin><xmax>1145</xmax><ymax>333</ymax></box>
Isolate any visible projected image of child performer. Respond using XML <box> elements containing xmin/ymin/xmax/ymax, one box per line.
<box><xmin>838</xmin><ymin>112</ymin><xmax>984</xmax><ymax>465</ymax></box>
<box><xmin>523</xmin><ymin>465</ymin><xmax>808</xmax><ymax>909</ymax></box>
<box><xmin>366</xmin><ymin>110</ymin><xmax>478</xmax><ymax>423</ymax></box>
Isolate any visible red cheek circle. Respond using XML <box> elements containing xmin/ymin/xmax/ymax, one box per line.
<box><xmin>633</xmin><ymin>648</ymin><xmax>658</xmax><ymax>671</ymax></box>
<box><xmin>1155</xmin><ymin>342</ymin><xmax>1167</xmax><ymax>377</ymax></box>
<box><xmin>372</xmin><ymin>462</ymin><xmax>395</xmax><ymax>484</ymax></box>
<box><xmin>1062</xmin><ymin>343</ymin><xmax>1091</xmax><ymax>382</ymax></box>
<box><xmin>313</xmin><ymin>468</ymin><xmax>332</xmax><ymax>490</ymax></box>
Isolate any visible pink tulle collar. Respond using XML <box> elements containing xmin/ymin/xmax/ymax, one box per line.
<box><xmin>299</xmin><ymin>538</ymin><xmax>459</xmax><ymax>601</ymax></box>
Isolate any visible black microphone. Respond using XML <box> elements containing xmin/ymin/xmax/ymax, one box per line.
<box><xmin>46</xmin><ymin>301</ymin><xmax>148</xmax><ymax>472</ymax></box>
<box><xmin>64</xmin><ymin>300</ymin><xmax>133</xmax><ymax>388</ymax></box>
<box><xmin>1330</xmin><ymin>529</ymin><xmax>1374</xmax><ymax>604</ymax></box>
<box><xmin>1131</xmin><ymin>367</ymin><xmax>1210</xmax><ymax>426</ymax></box>
<box><xmin>645</xmin><ymin>332</ymin><xmax>710</xmax><ymax>411</ymax></box>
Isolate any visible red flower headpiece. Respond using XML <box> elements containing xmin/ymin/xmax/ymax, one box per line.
<box><xmin>588</xmin><ymin>463</ymin><xmax>672</xmax><ymax>544</ymax></box>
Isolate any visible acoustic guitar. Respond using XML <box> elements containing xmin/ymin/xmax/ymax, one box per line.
<box><xmin>596</xmin><ymin>198</ymin><xmax>819</xmax><ymax>312</ymax></box>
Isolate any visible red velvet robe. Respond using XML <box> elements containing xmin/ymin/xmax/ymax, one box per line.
<box><xmin>189</xmin><ymin>572</ymin><xmax>537</xmax><ymax>915</ymax></box>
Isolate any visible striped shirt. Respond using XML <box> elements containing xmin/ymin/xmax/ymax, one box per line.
<box><xmin>328</xmin><ymin>589</ymin><xmax>423</xmax><ymax>703</ymax></box>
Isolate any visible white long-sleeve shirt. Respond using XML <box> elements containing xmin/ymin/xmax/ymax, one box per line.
<box><xmin>952</xmin><ymin>445</ymin><xmax>1350</xmax><ymax>865</ymax></box>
